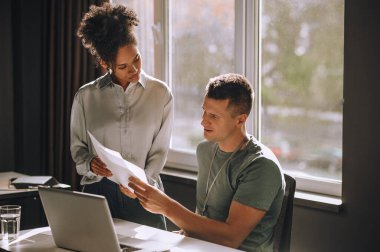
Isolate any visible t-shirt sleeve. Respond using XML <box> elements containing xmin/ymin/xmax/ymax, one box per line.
<box><xmin>233</xmin><ymin>157</ymin><xmax>283</xmax><ymax>211</ymax></box>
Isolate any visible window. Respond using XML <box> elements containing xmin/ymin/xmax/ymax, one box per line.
<box><xmin>171</xmin><ymin>0</ymin><xmax>236</xmax><ymax>152</ymax></box>
<box><xmin>112</xmin><ymin>0</ymin><xmax>344</xmax><ymax>196</ymax></box>
<box><xmin>261</xmin><ymin>0</ymin><xmax>344</xmax><ymax>196</ymax></box>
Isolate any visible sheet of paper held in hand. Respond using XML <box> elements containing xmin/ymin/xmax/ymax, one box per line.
<box><xmin>87</xmin><ymin>131</ymin><xmax>148</xmax><ymax>191</ymax></box>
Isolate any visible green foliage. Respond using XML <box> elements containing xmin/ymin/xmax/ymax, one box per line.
<box><xmin>262</xmin><ymin>0</ymin><xmax>344</xmax><ymax>111</ymax></box>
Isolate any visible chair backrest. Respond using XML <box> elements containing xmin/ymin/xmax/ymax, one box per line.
<box><xmin>273</xmin><ymin>173</ymin><xmax>296</xmax><ymax>252</ymax></box>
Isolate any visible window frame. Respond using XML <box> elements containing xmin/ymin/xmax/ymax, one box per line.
<box><xmin>128</xmin><ymin>0</ymin><xmax>343</xmax><ymax>197</ymax></box>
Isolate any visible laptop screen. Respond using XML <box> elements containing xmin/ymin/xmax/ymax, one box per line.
<box><xmin>38</xmin><ymin>187</ymin><xmax>122</xmax><ymax>252</ymax></box>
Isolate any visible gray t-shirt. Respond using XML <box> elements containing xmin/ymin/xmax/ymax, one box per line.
<box><xmin>196</xmin><ymin>136</ymin><xmax>285</xmax><ymax>252</ymax></box>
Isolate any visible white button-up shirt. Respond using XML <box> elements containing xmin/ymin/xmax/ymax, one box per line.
<box><xmin>70</xmin><ymin>71</ymin><xmax>173</xmax><ymax>187</ymax></box>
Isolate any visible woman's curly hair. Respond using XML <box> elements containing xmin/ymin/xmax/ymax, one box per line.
<box><xmin>77</xmin><ymin>3</ymin><xmax>139</xmax><ymax>67</ymax></box>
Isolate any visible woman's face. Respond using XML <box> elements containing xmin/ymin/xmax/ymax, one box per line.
<box><xmin>109</xmin><ymin>44</ymin><xmax>142</xmax><ymax>86</ymax></box>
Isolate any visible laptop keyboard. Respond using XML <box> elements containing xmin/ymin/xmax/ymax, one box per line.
<box><xmin>120</xmin><ymin>243</ymin><xmax>142</xmax><ymax>251</ymax></box>
<box><xmin>117</xmin><ymin>234</ymin><xmax>172</xmax><ymax>252</ymax></box>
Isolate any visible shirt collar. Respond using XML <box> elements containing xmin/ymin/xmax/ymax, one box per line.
<box><xmin>97</xmin><ymin>70</ymin><xmax>146</xmax><ymax>89</ymax></box>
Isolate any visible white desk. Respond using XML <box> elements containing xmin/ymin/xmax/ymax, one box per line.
<box><xmin>0</xmin><ymin>218</ymin><xmax>243</xmax><ymax>252</ymax></box>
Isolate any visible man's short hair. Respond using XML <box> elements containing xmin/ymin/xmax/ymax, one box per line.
<box><xmin>206</xmin><ymin>73</ymin><xmax>254</xmax><ymax>116</ymax></box>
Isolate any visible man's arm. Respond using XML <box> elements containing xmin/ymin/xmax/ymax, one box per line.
<box><xmin>125</xmin><ymin>177</ymin><xmax>266</xmax><ymax>248</ymax></box>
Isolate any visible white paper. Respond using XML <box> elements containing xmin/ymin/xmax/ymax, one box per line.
<box><xmin>87</xmin><ymin>131</ymin><xmax>148</xmax><ymax>191</ymax></box>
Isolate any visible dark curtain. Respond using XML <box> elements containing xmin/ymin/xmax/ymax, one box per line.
<box><xmin>0</xmin><ymin>0</ymin><xmax>15</xmax><ymax>172</ymax></box>
<box><xmin>41</xmin><ymin>0</ymin><xmax>105</xmax><ymax>189</ymax></box>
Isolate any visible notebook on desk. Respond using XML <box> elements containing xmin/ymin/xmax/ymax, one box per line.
<box><xmin>38</xmin><ymin>187</ymin><xmax>172</xmax><ymax>252</ymax></box>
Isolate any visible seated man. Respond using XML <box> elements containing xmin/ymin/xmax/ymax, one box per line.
<box><xmin>122</xmin><ymin>73</ymin><xmax>285</xmax><ymax>252</ymax></box>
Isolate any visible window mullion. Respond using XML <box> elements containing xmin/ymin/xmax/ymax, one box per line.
<box><xmin>235</xmin><ymin>0</ymin><xmax>245</xmax><ymax>76</ymax></box>
<box><xmin>245</xmin><ymin>0</ymin><xmax>262</xmax><ymax>140</ymax></box>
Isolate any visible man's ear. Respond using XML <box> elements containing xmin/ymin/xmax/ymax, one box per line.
<box><xmin>236</xmin><ymin>114</ymin><xmax>247</xmax><ymax>126</ymax></box>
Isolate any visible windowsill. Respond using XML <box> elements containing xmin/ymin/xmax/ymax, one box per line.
<box><xmin>294</xmin><ymin>191</ymin><xmax>342</xmax><ymax>213</ymax></box>
<box><xmin>161</xmin><ymin>167</ymin><xmax>343</xmax><ymax>213</ymax></box>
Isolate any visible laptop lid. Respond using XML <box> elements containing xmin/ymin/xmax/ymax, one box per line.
<box><xmin>38</xmin><ymin>187</ymin><xmax>121</xmax><ymax>252</ymax></box>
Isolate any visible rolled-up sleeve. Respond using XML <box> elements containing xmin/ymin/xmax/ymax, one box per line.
<box><xmin>70</xmin><ymin>92</ymin><xmax>99</xmax><ymax>184</ymax></box>
<box><xmin>144</xmin><ymin>91</ymin><xmax>174</xmax><ymax>186</ymax></box>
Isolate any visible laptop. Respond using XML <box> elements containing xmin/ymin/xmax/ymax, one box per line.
<box><xmin>38</xmin><ymin>187</ymin><xmax>171</xmax><ymax>252</ymax></box>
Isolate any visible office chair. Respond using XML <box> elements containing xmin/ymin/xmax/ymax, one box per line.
<box><xmin>273</xmin><ymin>173</ymin><xmax>296</xmax><ymax>252</ymax></box>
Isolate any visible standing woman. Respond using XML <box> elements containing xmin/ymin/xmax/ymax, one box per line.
<box><xmin>70</xmin><ymin>3</ymin><xmax>173</xmax><ymax>229</ymax></box>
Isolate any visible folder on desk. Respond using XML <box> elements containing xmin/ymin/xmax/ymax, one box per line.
<box><xmin>11</xmin><ymin>176</ymin><xmax>59</xmax><ymax>189</ymax></box>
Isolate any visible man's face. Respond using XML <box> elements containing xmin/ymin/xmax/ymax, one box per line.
<box><xmin>201</xmin><ymin>97</ymin><xmax>240</xmax><ymax>143</ymax></box>
<box><xmin>111</xmin><ymin>44</ymin><xmax>142</xmax><ymax>86</ymax></box>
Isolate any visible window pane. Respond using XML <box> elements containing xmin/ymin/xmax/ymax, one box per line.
<box><xmin>261</xmin><ymin>0</ymin><xmax>344</xmax><ymax>181</ymax></box>
<box><xmin>170</xmin><ymin>0</ymin><xmax>235</xmax><ymax>152</ymax></box>
<box><xmin>112</xmin><ymin>0</ymin><xmax>155</xmax><ymax>76</ymax></box>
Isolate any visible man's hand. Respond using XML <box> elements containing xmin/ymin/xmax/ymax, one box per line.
<box><xmin>127</xmin><ymin>177</ymin><xmax>172</xmax><ymax>215</ymax></box>
<box><xmin>90</xmin><ymin>156</ymin><xmax>112</xmax><ymax>177</ymax></box>
<box><xmin>119</xmin><ymin>185</ymin><xmax>137</xmax><ymax>199</ymax></box>
<box><xmin>173</xmin><ymin>229</ymin><xmax>188</xmax><ymax>236</ymax></box>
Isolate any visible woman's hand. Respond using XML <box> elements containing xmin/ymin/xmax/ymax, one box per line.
<box><xmin>90</xmin><ymin>156</ymin><xmax>112</xmax><ymax>177</ymax></box>
<box><xmin>127</xmin><ymin>177</ymin><xmax>172</xmax><ymax>215</ymax></box>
